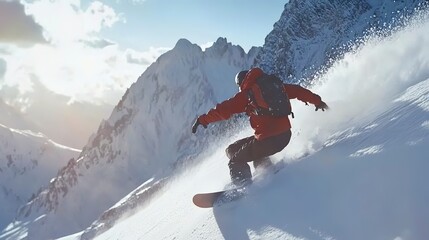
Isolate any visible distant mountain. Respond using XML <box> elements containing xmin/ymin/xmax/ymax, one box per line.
<box><xmin>0</xmin><ymin>80</ymin><xmax>112</xmax><ymax>149</ymax></box>
<box><xmin>0</xmin><ymin>123</ymin><xmax>79</xmax><ymax>228</ymax></box>
<box><xmin>4</xmin><ymin>37</ymin><xmax>258</xmax><ymax>239</ymax></box>
<box><xmin>255</xmin><ymin>0</ymin><xmax>427</xmax><ymax>84</ymax></box>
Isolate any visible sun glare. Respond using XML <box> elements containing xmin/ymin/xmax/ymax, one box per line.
<box><xmin>0</xmin><ymin>0</ymin><xmax>165</xmax><ymax>105</ymax></box>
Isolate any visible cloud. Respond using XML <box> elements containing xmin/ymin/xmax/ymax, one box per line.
<box><xmin>0</xmin><ymin>58</ymin><xmax>6</xmax><ymax>80</ymax></box>
<box><xmin>1</xmin><ymin>41</ymin><xmax>168</xmax><ymax>105</ymax></box>
<box><xmin>81</xmin><ymin>38</ymin><xmax>115</xmax><ymax>48</ymax></box>
<box><xmin>0</xmin><ymin>1</ymin><xmax>47</xmax><ymax>46</ymax></box>
<box><xmin>126</xmin><ymin>47</ymin><xmax>170</xmax><ymax>65</ymax></box>
<box><xmin>0</xmin><ymin>0</ymin><xmax>169</xmax><ymax>106</ymax></box>
<box><xmin>24</xmin><ymin>0</ymin><xmax>123</xmax><ymax>43</ymax></box>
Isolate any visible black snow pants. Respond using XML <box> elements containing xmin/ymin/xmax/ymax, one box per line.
<box><xmin>225</xmin><ymin>130</ymin><xmax>292</xmax><ymax>186</ymax></box>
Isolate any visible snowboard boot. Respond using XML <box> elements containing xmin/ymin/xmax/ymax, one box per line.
<box><xmin>253</xmin><ymin>157</ymin><xmax>275</xmax><ymax>175</ymax></box>
<box><xmin>228</xmin><ymin>161</ymin><xmax>253</xmax><ymax>188</ymax></box>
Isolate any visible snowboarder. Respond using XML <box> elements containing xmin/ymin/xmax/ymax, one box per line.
<box><xmin>192</xmin><ymin>67</ymin><xmax>328</xmax><ymax>187</ymax></box>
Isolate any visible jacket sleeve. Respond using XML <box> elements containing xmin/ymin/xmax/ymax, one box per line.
<box><xmin>284</xmin><ymin>84</ymin><xmax>322</xmax><ymax>106</ymax></box>
<box><xmin>198</xmin><ymin>91</ymin><xmax>249</xmax><ymax>125</ymax></box>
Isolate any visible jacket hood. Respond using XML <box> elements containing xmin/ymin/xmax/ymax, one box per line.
<box><xmin>240</xmin><ymin>67</ymin><xmax>264</xmax><ymax>91</ymax></box>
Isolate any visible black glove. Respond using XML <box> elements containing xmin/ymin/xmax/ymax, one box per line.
<box><xmin>315</xmin><ymin>101</ymin><xmax>329</xmax><ymax>111</ymax></box>
<box><xmin>191</xmin><ymin>118</ymin><xmax>207</xmax><ymax>134</ymax></box>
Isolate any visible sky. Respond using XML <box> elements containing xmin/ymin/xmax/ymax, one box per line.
<box><xmin>0</xmin><ymin>0</ymin><xmax>286</xmax><ymax>105</ymax></box>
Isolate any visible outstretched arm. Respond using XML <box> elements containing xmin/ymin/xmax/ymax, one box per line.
<box><xmin>192</xmin><ymin>91</ymin><xmax>249</xmax><ymax>133</ymax></box>
<box><xmin>284</xmin><ymin>84</ymin><xmax>328</xmax><ymax>111</ymax></box>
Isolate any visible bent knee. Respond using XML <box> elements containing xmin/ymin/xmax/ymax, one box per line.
<box><xmin>225</xmin><ymin>145</ymin><xmax>235</xmax><ymax>159</ymax></box>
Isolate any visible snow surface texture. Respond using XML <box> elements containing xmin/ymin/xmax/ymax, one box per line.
<box><xmin>80</xmin><ymin>7</ymin><xmax>429</xmax><ymax>240</ymax></box>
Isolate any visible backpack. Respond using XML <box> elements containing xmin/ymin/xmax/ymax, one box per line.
<box><xmin>247</xmin><ymin>74</ymin><xmax>293</xmax><ymax>118</ymax></box>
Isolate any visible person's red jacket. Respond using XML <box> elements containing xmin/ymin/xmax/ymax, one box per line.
<box><xmin>198</xmin><ymin>68</ymin><xmax>322</xmax><ymax>140</ymax></box>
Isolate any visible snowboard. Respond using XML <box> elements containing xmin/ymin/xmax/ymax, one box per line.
<box><xmin>192</xmin><ymin>187</ymin><xmax>247</xmax><ymax>208</ymax></box>
<box><xmin>193</xmin><ymin>161</ymin><xmax>286</xmax><ymax>208</ymax></box>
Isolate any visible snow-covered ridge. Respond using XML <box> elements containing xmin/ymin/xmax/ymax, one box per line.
<box><xmin>255</xmin><ymin>0</ymin><xmax>428</xmax><ymax>84</ymax></box>
<box><xmin>2</xmin><ymin>124</ymin><xmax>80</xmax><ymax>152</ymax></box>
<box><xmin>0</xmin><ymin>123</ymin><xmax>79</xmax><ymax>228</ymax></box>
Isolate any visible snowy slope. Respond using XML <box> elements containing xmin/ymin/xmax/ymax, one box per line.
<box><xmin>66</xmin><ymin>6</ymin><xmax>429</xmax><ymax>240</ymax></box>
<box><xmin>0</xmin><ymin>38</ymin><xmax>257</xmax><ymax>240</ymax></box>
<box><xmin>0</xmin><ymin>124</ymin><xmax>80</xmax><ymax>228</ymax></box>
